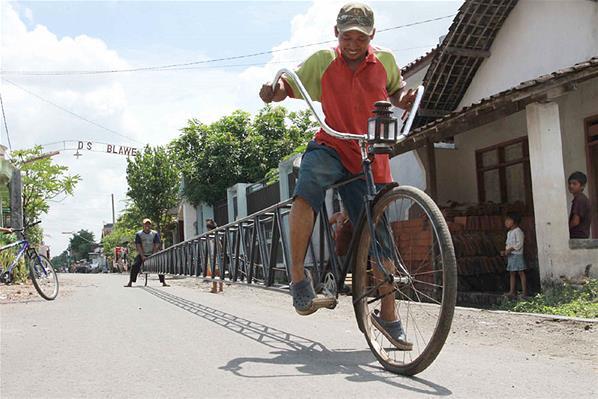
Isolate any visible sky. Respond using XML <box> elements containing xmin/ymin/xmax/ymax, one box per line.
<box><xmin>1</xmin><ymin>0</ymin><xmax>462</xmax><ymax>254</ymax></box>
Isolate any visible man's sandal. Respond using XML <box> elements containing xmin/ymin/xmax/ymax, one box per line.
<box><xmin>290</xmin><ymin>270</ymin><xmax>336</xmax><ymax>316</ymax></box>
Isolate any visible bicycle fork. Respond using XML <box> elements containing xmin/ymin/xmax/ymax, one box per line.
<box><xmin>353</xmin><ymin>146</ymin><xmax>412</xmax><ymax>305</ymax></box>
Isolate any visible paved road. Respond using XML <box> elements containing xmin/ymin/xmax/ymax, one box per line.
<box><xmin>1</xmin><ymin>274</ymin><xmax>596</xmax><ymax>398</ymax></box>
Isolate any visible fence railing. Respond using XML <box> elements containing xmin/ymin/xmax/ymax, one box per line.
<box><xmin>143</xmin><ymin>198</ymin><xmax>341</xmax><ymax>290</ymax></box>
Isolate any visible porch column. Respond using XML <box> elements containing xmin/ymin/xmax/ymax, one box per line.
<box><xmin>526</xmin><ymin>101</ymin><xmax>570</xmax><ymax>282</ymax></box>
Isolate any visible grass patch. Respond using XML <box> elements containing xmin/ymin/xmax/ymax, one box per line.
<box><xmin>495</xmin><ymin>279</ymin><xmax>598</xmax><ymax>319</ymax></box>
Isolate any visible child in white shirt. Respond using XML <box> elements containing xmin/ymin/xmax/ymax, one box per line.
<box><xmin>501</xmin><ymin>212</ymin><xmax>527</xmax><ymax>298</ymax></box>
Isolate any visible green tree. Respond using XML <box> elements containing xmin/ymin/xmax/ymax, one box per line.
<box><xmin>11</xmin><ymin>146</ymin><xmax>80</xmax><ymax>240</ymax></box>
<box><xmin>126</xmin><ymin>145</ymin><xmax>179</xmax><ymax>233</ymax></box>
<box><xmin>51</xmin><ymin>250</ymin><xmax>69</xmax><ymax>269</ymax></box>
<box><xmin>102</xmin><ymin>202</ymin><xmax>143</xmax><ymax>259</ymax></box>
<box><xmin>170</xmin><ymin>106</ymin><xmax>314</xmax><ymax>206</ymax></box>
<box><xmin>69</xmin><ymin>229</ymin><xmax>95</xmax><ymax>261</ymax></box>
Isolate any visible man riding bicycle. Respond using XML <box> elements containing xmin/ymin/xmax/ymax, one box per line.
<box><xmin>260</xmin><ymin>2</ymin><xmax>417</xmax><ymax>350</ymax></box>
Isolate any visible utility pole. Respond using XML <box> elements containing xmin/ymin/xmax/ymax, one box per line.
<box><xmin>111</xmin><ymin>194</ymin><xmax>115</xmax><ymax>225</ymax></box>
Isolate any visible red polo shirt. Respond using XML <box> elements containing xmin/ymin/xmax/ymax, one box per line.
<box><xmin>283</xmin><ymin>46</ymin><xmax>404</xmax><ymax>183</ymax></box>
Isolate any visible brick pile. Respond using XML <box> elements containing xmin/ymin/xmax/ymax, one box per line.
<box><xmin>391</xmin><ymin>203</ymin><xmax>538</xmax><ymax>294</ymax></box>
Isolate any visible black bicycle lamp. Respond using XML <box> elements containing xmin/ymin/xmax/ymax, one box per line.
<box><xmin>367</xmin><ymin>101</ymin><xmax>398</xmax><ymax>144</ymax></box>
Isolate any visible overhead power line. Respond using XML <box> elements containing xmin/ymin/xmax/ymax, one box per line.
<box><xmin>0</xmin><ymin>91</ymin><xmax>12</xmax><ymax>150</ymax></box>
<box><xmin>1</xmin><ymin>45</ymin><xmax>436</xmax><ymax>76</ymax></box>
<box><xmin>1</xmin><ymin>14</ymin><xmax>454</xmax><ymax>76</ymax></box>
<box><xmin>2</xmin><ymin>78</ymin><xmax>144</xmax><ymax>145</ymax></box>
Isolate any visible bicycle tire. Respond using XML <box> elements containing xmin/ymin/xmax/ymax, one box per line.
<box><xmin>29</xmin><ymin>254</ymin><xmax>59</xmax><ymax>300</ymax></box>
<box><xmin>352</xmin><ymin>186</ymin><xmax>457</xmax><ymax>375</ymax></box>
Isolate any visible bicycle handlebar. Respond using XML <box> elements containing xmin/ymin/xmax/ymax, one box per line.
<box><xmin>271</xmin><ymin>68</ymin><xmax>424</xmax><ymax>143</ymax></box>
<box><xmin>11</xmin><ymin>220</ymin><xmax>41</xmax><ymax>233</ymax></box>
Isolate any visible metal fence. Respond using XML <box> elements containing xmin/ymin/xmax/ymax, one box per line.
<box><xmin>143</xmin><ymin>198</ymin><xmax>340</xmax><ymax>290</ymax></box>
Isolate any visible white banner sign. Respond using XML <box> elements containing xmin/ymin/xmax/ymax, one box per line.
<box><xmin>77</xmin><ymin>141</ymin><xmax>139</xmax><ymax>157</ymax></box>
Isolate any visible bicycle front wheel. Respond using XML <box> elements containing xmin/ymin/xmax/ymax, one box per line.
<box><xmin>29</xmin><ymin>254</ymin><xmax>59</xmax><ymax>300</ymax></box>
<box><xmin>352</xmin><ymin>186</ymin><xmax>457</xmax><ymax>375</ymax></box>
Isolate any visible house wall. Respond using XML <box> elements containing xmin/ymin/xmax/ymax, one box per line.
<box><xmin>391</xmin><ymin>64</ymin><xmax>431</xmax><ymax>191</ymax></box>
<box><xmin>196</xmin><ymin>203</ymin><xmax>214</xmax><ymax>236</ymax></box>
<box><xmin>390</xmin><ymin>151</ymin><xmax>427</xmax><ymax>191</ymax></box>
<box><xmin>435</xmin><ymin>77</ymin><xmax>598</xmax><ymax>206</ymax></box>
<box><xmin>459</xmin><ymin>0</ymin><xmax>598</xmax><ymax>108</ymax></box>
<box><xmin>433</xmin><ymin>81</ymin><xmax>598</xmax><ymax>281</ymax></box>
<box><xmin>403</xmin><ymin>64</ymin><xmax>429</xmax><ymax>90</ymax></box>
<box><xmin>558</xmin><ymin>78</ymin><xmax>598</xmax><ymax>203</ymax></box>
<box><xmin>435</xmin><ymin>111</ymin><xmax>528</xmax><ymax>205</ymax></box>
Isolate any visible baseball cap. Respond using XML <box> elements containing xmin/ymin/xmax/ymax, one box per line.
<box><xmin>142</xmin><ymin>218</ymin><xmax>152</xmax><ymax>225</ymax></box>
<box><xmin>336</xmin><ymin>3</ymin><xmax>375</xmax><ymax>36</ymax></box>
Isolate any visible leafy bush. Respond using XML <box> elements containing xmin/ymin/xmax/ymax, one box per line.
<box><xmin>496</xmin><ymin>279</ymin><xmax>598</xmax><ymax>318</ymax></box>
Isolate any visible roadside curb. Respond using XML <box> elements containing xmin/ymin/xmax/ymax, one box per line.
<box><xmin>454</xmin><ymin>305</ymin><xmax>598</xmax><ymax>323</ymax></box>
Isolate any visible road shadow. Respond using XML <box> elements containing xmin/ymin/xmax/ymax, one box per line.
<box><xmin>142</xmin><ymin>286</ymin><xmax>452</xmax><ymax>396</ymax></box>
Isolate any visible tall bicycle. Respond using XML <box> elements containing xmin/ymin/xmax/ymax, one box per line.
<box><xmin>0</xmin><ymin>221</ymin><xmax>59</xmax><ymax>300</ymax></box>
<box><xmin>271</xmin><ymin>69</ymin><xmax>457</xmax><ymax>375</ymax></box>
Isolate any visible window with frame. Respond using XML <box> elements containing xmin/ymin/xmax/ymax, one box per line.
<box><xmin>475</xmin><ymin>137</ymin><xmax>533</xmax><ymax>209</ymax></box>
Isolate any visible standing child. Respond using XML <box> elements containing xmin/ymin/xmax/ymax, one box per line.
<box><xmin>501</xmin><ymin>212</ymin><xmax>527</xmax><ymax>298</ymax></box>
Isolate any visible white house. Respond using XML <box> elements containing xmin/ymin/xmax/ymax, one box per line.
<box><xmin>395</xmin><ymin>0</ymin><xmax>598</xmax><ymax>283</ymax></box>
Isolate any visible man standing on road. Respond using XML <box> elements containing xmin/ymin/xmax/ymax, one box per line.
<box><xmin>124</xmin><ymin>218</ymin><xmax>169</xmax><ymax>287</ymax></box>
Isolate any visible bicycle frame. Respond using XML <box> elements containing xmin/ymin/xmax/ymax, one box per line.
<box><xmin>0</xmin><ymin>239</ymin><xmax>32</xmax><ymax>274</ymax></box>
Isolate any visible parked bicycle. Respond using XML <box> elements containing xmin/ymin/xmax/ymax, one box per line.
<box><xmin>270</xmin><ymin>69</ymin><xmax>457</xmax><ymax>375</ymax></box>
<box><xmin>0</xmin><ymin>221</ymin><xmax>59</xmax><ymax>300</ymax></box>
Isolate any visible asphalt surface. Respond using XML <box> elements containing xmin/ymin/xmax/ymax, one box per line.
<box><xmin>1</xmin><ymin>274</ymin><xmax>596</xmax><ymax>398</ymax></box>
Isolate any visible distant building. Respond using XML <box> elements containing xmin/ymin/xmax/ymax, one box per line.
<box><xmin>101</xmin><ymin>223</ymin><xmax>113</xmax><ymax>239</ymax></box>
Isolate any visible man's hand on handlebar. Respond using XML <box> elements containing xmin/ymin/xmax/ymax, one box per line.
<box><xmin>259</xmin><ymin>80</ymin><xmax>288</xmax><ymax>103</ymax></box>
<box><xmin>396</xmin><ymin>88</ymin><xmax>417</xmax><ymax>111</ymax></box>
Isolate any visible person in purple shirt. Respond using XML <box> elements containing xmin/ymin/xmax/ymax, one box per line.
<box><xmin>568</xmin><ymin>171</ymin><xmax>592</xmax><ymax>239</ymax></box>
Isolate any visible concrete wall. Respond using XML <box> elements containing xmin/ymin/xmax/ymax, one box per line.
<box><xmin>459</xmin><ymin>0</ymin><xmax>598</xmax><ymax>107</ymax></box>
<box><xmin>181</xmin><ymin>201</ymin><xmax>197</xmax><ymax>241</ymax></box>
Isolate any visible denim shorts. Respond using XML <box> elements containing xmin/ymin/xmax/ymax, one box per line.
<box><xmin>507</xmin><ymin>254</ymin><xmax>526</xmax><ymax>272</ymax></box>
<box><xmin>294</xmin><ymin>141</ymin><xmax>368</xmax><ymax>224</ymax></box>
<box><xmin>293</xmin><ymin>141</ymin><xmax>394</xmax><ymax>258</ymax></box>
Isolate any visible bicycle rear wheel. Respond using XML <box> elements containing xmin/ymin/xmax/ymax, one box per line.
<box><xmin>29</xmin><ymin>254</ymin><xmax>59</xmax><ymax>300</ymax></box>
<box><xmin>352</xmin><ymin>186</ymin><xmax>457</xmax><ymax>375</ymax></box>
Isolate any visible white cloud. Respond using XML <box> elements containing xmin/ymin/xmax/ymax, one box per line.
<box><xmin>1</xmin><ymin>0</ymin><xmax>459</xmax><ymax>253</ymax></box>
